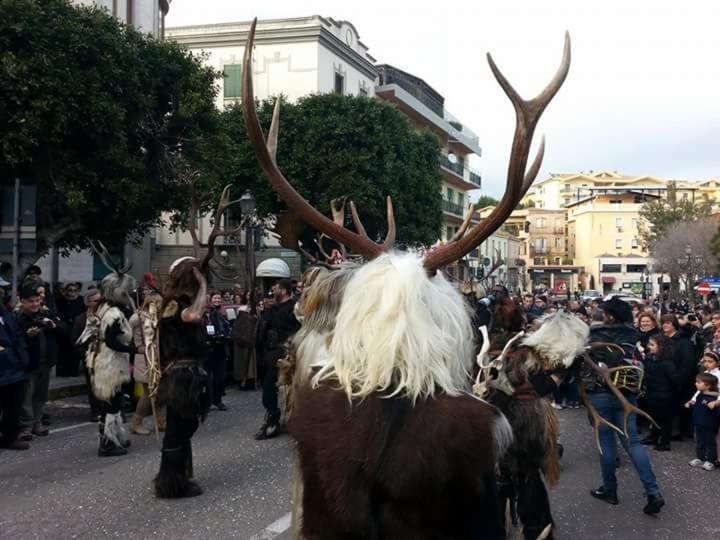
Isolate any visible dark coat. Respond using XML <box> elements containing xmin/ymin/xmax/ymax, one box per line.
<box><xmin>638</xmin><ymin>327</ymin><xmax>660</xmax><ymax>349</ymax></box>
<box><xmin>643</xmin><ymin>353</ymin><xmax>679</xmax><ymax>403</ymax></box>
<box><xmin>0</xmin><ymin>307</ymin><xmax>30</xmax><ymax>386</ymax></box>
<box><xmin>670</xmin><ymin>332</ymin><xmax>699</xmax><ymax>399</ymax></box>
<box><xmin>692</xmin><ymin>393</ymin><xmax>720</xmax><ymax>428</ymax></box>
<box><xmin>258</xmin><ymin>298</ymin><xmax>299</xmax><ymax>366</ymax></box>
<box><xmin>290</xmin><ymin>384</ymin><xmax>506</xmax><ymax>540</ymax></box>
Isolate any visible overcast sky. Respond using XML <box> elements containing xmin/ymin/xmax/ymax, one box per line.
<box><xmin>167</xmin><ymin>0</ymin><xmax>720</xmax><ymax>198</ymax></box>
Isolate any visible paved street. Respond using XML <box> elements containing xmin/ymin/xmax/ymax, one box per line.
<box><xmin>1</xmin><ymin>389</ymin><xmax>718</xmax><ymax>540</ymax></box>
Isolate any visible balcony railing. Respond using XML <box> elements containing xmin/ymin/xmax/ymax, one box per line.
<box><xmin>438</xmin><ymin>154</ymin><xmax>482</xmax><ymax>187</ymax></box>
<box><xmin>442</xmin><ymin>199</ymin><xmax>465</xmax><ymax>216</ymax></box>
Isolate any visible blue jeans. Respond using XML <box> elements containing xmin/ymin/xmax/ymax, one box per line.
<box><xmin>588</xmin><ymin>392</ymin><xmax>661</xmax><ymax>497</ymax></box>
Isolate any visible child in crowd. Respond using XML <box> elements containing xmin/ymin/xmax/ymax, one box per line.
<box><xmin>685</xmin><ymin>372</ymin><xmax>720</xmax><ymax>471</ymax></box>
<box><xmin>701</xmin><ymin>351</ymin><xmax>720</xmax><ymax>381</ymax></box>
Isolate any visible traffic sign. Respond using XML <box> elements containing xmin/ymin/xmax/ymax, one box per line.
<box><xmin>697</xmin><ymin>282</ymin><xmax>711</xmax><ymax>296</ymax></box>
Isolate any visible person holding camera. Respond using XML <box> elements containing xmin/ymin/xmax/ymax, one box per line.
<box><xmin>204</xmin><ymin>292</ymin><xmax>231</xmax><ymax>411</ymax></box>
<box><xmin>0</xmin><ymin>293</ymin><xmax>32</xmax><ymax>450</ymax></box>
<box><xmin>16</xmin><ymin>285</ymin><xmax>61</xmax><ymax>439</ymax></box>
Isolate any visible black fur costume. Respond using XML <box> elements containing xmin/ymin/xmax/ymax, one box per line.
<box><xmin>154</xmin><ymin>295</ymin><xmax>211</xmax><ymax>498</ymax></box>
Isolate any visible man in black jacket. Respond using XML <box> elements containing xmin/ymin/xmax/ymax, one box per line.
<box><xmin>0</xmin><ymin>297</ymin><xmax>31</xmax><ymax>450</ymax></box>
<box><xmin>17</xmin><ymin>284</ymin><xmax>61</xmax><ymax>439</ymax></box>
<box><xmin>586</xmin><ymin>297</ymin><xmax>665</xmax><ymax>515</ymax></box>
<box><xmin>255</xmin><ymin>279</ymin><xmax>300</xmax><ymax>440</ymax></box>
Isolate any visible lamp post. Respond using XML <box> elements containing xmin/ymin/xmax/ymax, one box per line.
<box><xmin>239</xmin><ymin>190</ymin><xmax>257</xmax><ymax>294</ymax></box>
<box><xmin>642</xmin><ymin>266</ymin><xmax>651</xmax><ymax>301</ymax></box>
<box><xmin>677</xmin><ymin>243</ymin><xmax>703</xmax><ymax>304</ymax></box>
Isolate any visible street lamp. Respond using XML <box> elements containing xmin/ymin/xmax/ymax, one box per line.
<box><xmin>677</xmin><ymin>243</ymin><xmax>702</xmax><ymax>304</ymax></box>
<box><xmin>239</xmin><ymin>191</ymin><xmax>257</xmax><ymax>293</ymax></box>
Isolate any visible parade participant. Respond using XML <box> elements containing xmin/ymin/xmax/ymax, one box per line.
<box><xmin>241</xmin><ymin>19</ymin><xmax>569</xmax><ymax>537</ymax></box>
<box><xmin>586</xmin><ymin>297</ymin><xmax>664</xmax><ymax>514</ymax></box>
<box><xmin>153</xmin><ymin>258</ymin><xmax>209</xmax><ymax>497</ymax></box>
<box><xmin>154</xmin><ymin>185</ymin><xmax>241</xmax><ymax>498</ymax></box>
<box><xmin>78</xmin><ymin>243</ymin><xmax>136</xmax><ymax>457</ymax></box>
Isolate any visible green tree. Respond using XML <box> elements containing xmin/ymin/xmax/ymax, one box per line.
<box><xmin>197</xmin><ymin>94</ymin><xmax>443</xmax><ymax>248</ymax></box>
<box><xmin>0</xmin><ymin>0</ymin><xmax>219</xmax><ymax>265</ymax></box>
<box><xmin>476</xmin><ymin>195</ymin><xmax>499</xmax><ymax>208</ymax></box>
<box><xmin>639</xmin><ymin>182</ymin><xmax>713</xmax><ymax>248</ymax></box>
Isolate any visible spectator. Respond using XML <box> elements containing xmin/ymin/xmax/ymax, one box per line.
<box><xmin>55</xmin><ymin>282</ymin><xmax>85</xmax><ymax>376</ymax></box>
<box><xmin>204</xmin><ymin>292</ymin><xmax>230</xmax><ymax>410</ymax></box>
<box><xmin>222</xmin><ymin>290</ymin><xmax>233</xmax><ymax>304</ymax></box>
<box><xmin>255</xmin><ymin>279</ymin><xmax>300</xmax><ymax>440</ymax></box>
<box><xmin>232</xmin><ymin>293</ymin><xmax>257</xmax><ymax>390</ymax></box>
<box><xmin>640</xmin><ymin>335</ymin><xmax>678</xmax><ymax>451</ymax></box>
<box><xmin>685</xmin><ymin>373</ymin><xmax>720</xmax><ymax>471</ymax></box>
<box><xmin>661</xmin><ymin>314</ymin><xmax>698</xmax><ymax>441</ymax></box>
<box><xmin>0</xmin><ymin>291</ymin><xmax>31</xmax><ymax>450</ymax></box>
<box><xmin>637</xmin><ymin>313</ymin><xmax>660</xmax><ymax>350</ymax></box>
<box><xmin>16</xmin><ymin>285</ymin><xmax>60</xmax><ymax>439</ymax></box>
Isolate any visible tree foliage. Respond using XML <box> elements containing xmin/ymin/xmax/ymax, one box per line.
<box><xmin>476</xmin><ymin>195</ymin><xmax>499</xmax><ymax>209</ymax></box>
<box><xmin>639</xmin><ymin>182</ymin><xmax>713</xmax><ymax>248</ymax></box>
<box><xmin>0</xmin><ymin>0</ymin><xmax>220</xmax><ymax>260</ymax></box>
<box><xmin>195</xmin><ymin>94</ymin><xmax>443</xmax><ymax>248</ymax></box>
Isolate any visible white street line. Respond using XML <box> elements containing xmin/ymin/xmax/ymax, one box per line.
<box><xmin>249</xmin><ymin>512</ymin><xmax>292</xmax><ymax>540</ymax></box>
<box><xmin>50</xmin><ymin>422</ymin><xmax>95</xmax><ymax>434</ymax></box>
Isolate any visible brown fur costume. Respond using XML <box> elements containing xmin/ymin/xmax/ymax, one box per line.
<box><xmin>290</xmin><ymin>383</ymin><xmax>508</xmax><ymax>540</ymax></box>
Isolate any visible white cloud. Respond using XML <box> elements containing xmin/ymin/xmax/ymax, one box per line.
<box><xmin>167</xmin><ymin>0</ymin><xmax>720</xmax><ymax>197</ymax></box>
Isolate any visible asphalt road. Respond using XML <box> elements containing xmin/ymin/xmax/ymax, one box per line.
<box><xmin>1</xmin><ymin>389</ymin><xmax>718</xmax><ymax>539</ymax></box>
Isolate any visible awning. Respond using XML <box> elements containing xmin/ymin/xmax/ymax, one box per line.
<box><xmin>601</xmin><ymin>276</ymin><xmax>616</xmax><ymax>284</ymax></box>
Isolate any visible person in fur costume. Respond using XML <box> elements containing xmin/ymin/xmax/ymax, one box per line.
<box><xmin>241</xmin><ymin>17</ymin><xmax>571</xmax><ymax>538</ymax></box>
<box><xmin>78</xmin><ymin>257</ymin><xmax>136</xmax><ymax>458</ymax></box>
<box><xmin>153</xmin><ymin>257</ymin><xmax>211</xmax><ymax>499</ymax></box>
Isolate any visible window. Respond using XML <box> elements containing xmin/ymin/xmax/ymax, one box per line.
<box><xmin>615</xmin><ymin>217</ymin><xmax>623</xmax><ymax>227</ymax></box>
<box><xmin>334</xmin><ymin>72</ymin><xmax>345</xmax><ymax>94</ymax></box>
<box><xmin>627</xmin><ymin>264</ymin><xmax>646</xmax><ymax>273</ymax></box>
<box><xmin>358</xmin><ymin>87</ymin><xmax>368</xmax><ymax>97</ymax></box>
<box><xmin>555</xmin><ymin>238</ymin><xmax>563</xmax><ymax>249</ymax></box>
<box><xmin>457</xmin><ymin>192</ymin><xmax>464</xmax><ymax>207</ymax></box>
<box><xmin>631</xmin><ymin>238</ymin><xmax>639</xmax><ymax>249</ymax></box>
<box><xmin>223</xmin><ymin>64</ymin><xmax>242</xmax><ymax>98</ymax></box>
<box><xmin>555</xmin><ymin>257</ymin><xmax>561</xmax><ymax>265</ymax></box>
<box><xmin>536</xmin><ymin>217</ymin><xmax>546</xmax><ymax>229</ymax></box>
<box><xmin>564</xmin><ymin>183</ymin><xmax>570</xmax><ymax>192</ymax></box>
<box><xmin>609</xmin><ymin>199</ymin><xmax>623</xmax><ymax>205</ymax></box>
<box><xmin>602</xmin><ymin>264</ymin><xmax>622</xmax><ymax>273</ymax></box>
<box><xmin>681</xmin><ymin>192</ymin><xmax>688</xmax><ymax>200</ymax></box>
<box><xmin>446</xmin><ymin>187</ymin><xmax>455</xmax><ymax>201</ymax></box>
<box><xmin>615</xmin><ymin>239</ymin><xmax>622</xmax><ymax>249</ymax></box>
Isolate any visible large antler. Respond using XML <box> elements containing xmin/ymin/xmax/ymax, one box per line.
<box><xmin>579</xmin><ymin>347</ymin><xmax>659</xmax><ymax>454</ymax></box>
<box><xmin>88</xmin><ymin>239</ymin><xmax>132</xmax><ymax>275</ymax></box>
<box><xmin>424</xmin><ymin>34</ymin><xmax>571</xmax><ymax>273</ymax></box>
<box><xmin>241</xmin><ymin>18</ymin><xmax>395</xmax><ymax>260</ymax></box>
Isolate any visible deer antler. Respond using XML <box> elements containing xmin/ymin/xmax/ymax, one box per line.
<box><xmin>580</xmin><ymin>349</ymin><xmax>659</xmax><ymax>454</ymax></box>
<box><xmin>449</xmin><ymin>203</ymin><xmax>476</xmax><ymax>243</ymax></box>
<box><xmin>241</xmin><ymin>18</ymin><xmax>395</xmax><ymax>260</ymax></box>
<box><xmin>88</xmin><ymin>239</ymin><xmax>132</xmax><ymax>275</ymax></box>
<box><xmin>424</xmin><ymin>33</ymin><xmax>571</xmax><ymax>273</ymax></box>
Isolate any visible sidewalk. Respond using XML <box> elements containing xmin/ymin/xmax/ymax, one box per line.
<box><xmin>48</xmin><ymin>369</ymin><xmax>86</xmax><ymax>400</ymax></box>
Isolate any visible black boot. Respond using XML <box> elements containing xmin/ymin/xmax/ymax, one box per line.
<box><xmin>155</xmin><ymin>446</ymin><xmax>202</xmax><ymax>499</ymax></box>
<box><xmin>590</xmin><ymin>486</ymin><xmax>618</xmax><ymax>505</ymax></box>
<box><xmin>254</xmin><ymin>411</ymin><xmax>280</xmax><ymax>441</ymax></box>
<box><xmin>643</xmin><ymin>494</ymin><xmax>665</xmax><ymax>515</ymax></box>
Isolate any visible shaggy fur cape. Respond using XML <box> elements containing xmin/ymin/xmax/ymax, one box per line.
<box><xmin>92</xmin><ymin>304</ymin><xmax>133</xmax><ymax>401</ymax></box>
<box><xmin>290</xmin><ymin>383</ymin><xmax>510</xmax><ymax>540</ymax></box>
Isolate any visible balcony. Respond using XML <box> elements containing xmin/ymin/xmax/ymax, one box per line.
<box><xmin>442</xmin><ymin>199</ymin><xmax>465</xmax><ymax>216</ymax></box>
<box><xmin>438</xmin><ymin>154</ymin><xmax>482</xmax><ymax>189</ymax></box>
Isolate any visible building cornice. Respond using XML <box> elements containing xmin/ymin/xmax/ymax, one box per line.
<box><xmin>167</xmin><ymin>19</ymin><xmax>378</xmax><ymax>79</ymax></box>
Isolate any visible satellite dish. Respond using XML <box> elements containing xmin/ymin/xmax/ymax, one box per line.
<box><xmin>447</xmin><ymin>153</ymin><xmax>458</xmax><ymax>165</ymax></box>
<box><xmin>482</xmin><ymin>257</ymin><xmax>491</xmax><ymax>266</ymax></box>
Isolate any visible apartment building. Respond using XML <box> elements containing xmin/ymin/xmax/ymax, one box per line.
<box><xmin>375</xmin><ymin>64</ymin><xmax>482</xmax><ymax>269</ymax></box>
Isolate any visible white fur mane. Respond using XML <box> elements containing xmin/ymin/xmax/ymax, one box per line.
<box><xmin>520</xmin><ymin>311</ymin><xmax>588</xmax><ymax>369</ymax></box>
<box><xmin>314</xmin><ymin>253</ymin><xmax>475</xmax><ymax>403</ymax></box>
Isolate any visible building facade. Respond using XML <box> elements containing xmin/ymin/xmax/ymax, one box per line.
<box><xmin>373</xmin><ymin>65</ymin><xmax>482</xmax><ymax>273</ymax></box>
<box><xmin>73</xmin><ymin>0</ymin><xmax>168</xmax><ymax>37</ymax></box>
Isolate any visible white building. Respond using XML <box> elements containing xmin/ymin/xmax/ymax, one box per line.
<box><xmin>167</xmin><ymin>16</ymin><xmax>378</xmax><ymax>109</ymax></box>
<box><xmin>72</xmin><ymin>0</ymin><xmax>169</xmax><ymax>37</ymax></box>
